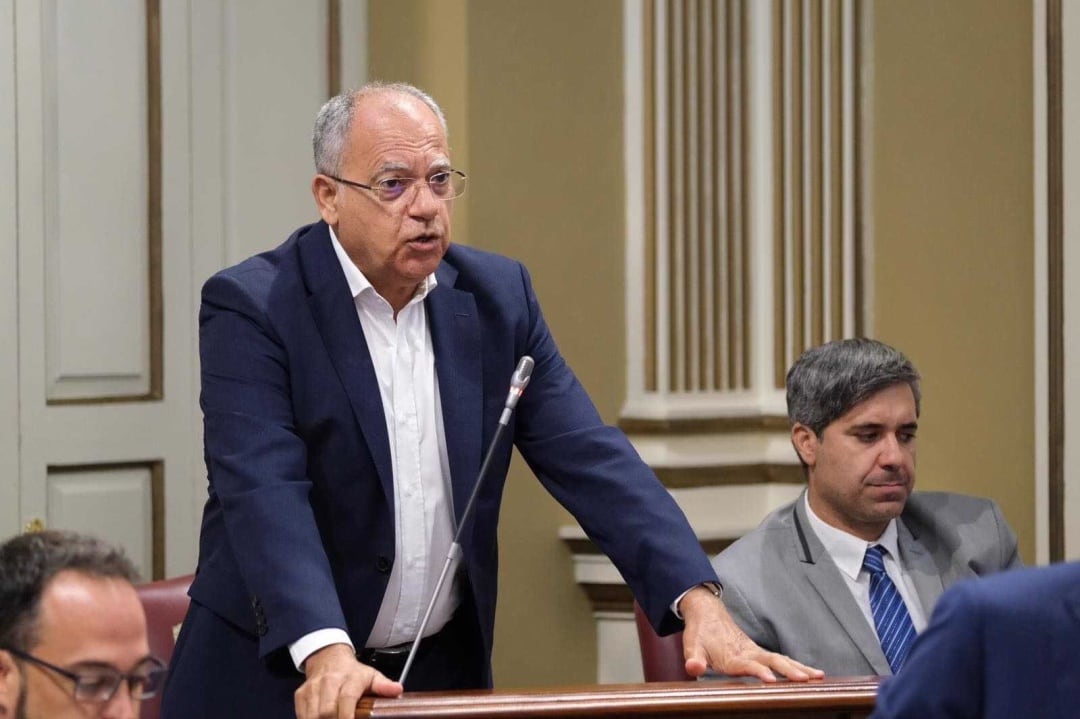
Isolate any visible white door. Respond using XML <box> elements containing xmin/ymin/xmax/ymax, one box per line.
<box><xmin>8</xmin><ymin>0</ymin><xmax>197</xmax><ymax>579</ymax></box>
<box><xmin>1</xmin><ymin>0</ymin><xmax>367</xmax><ymax>579</ymax></box>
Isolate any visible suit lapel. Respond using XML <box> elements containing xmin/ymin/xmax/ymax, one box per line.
<box><xmin>896</xmin><ymin>518</ymin><xmax>946</xmax><ymax>618</ymax></box>
<box><xmin>791</xmin><ymin>496</ymin><xmax>892</xmax><ymax>674</ymax></box>
<box><xmin>426</xmin><ymin>264</ymin><xmax>483</xmax><ymax>529</ymax></box>
<box><xmin>298</xmin><ymin>223</ymin><xmax>394</xmax><ymax>503</ymax></box>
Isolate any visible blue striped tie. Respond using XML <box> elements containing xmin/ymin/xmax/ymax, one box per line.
<box><xmin>863</xmin><ymin>544</ymin><xmax>917</xmax><ymax>673</ymax></box>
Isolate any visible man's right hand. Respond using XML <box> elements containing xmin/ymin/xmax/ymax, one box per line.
<box><xmin>679</xmin><ymin>585</ymin><xmax>824</xmax><ymax>682</ymax></box>
<box><xmin>294</xmin><ymin>643</ymin><xmax>403</xmax><ymax>719</ymax></box>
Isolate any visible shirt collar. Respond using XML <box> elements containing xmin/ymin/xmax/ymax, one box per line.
<box><xmin>328</xmin><ymin>225</ymin><xmax>438</xmax><ymax>303</ymax></box>
<box><xmin>803</xmin><ymin>492</ymin><xmax>901</xmax><ymax>580</ymax></box>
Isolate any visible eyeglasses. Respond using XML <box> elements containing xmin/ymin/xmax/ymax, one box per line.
<box><xmin>327</xmin><ymin>169</ymin><xmax>467</xmax><ymax>203</ymax></box>
<box><xmin>3</xmin><ymin>647</ymin><xmax>167</xmax><ymax>703</ymax></box>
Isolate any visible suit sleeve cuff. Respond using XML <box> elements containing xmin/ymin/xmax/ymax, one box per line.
<box><xmin>289</xmin><ymin>628</ymin><xmax>355</xmax><ymax>673</ymax></box>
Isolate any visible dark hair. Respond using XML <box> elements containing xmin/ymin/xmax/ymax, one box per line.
<box><xmin>0</xmin><ymin>530</ymin><xmax>139</xmax><ymax>651</ymax></box>
<box><xmin>786</xmin><ymin>338</ymin><xmax>921</xmax><ymax>437</ymax></box>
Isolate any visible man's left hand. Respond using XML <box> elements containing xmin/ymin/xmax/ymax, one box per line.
<box><xmin>679</xmin><ymin>585</ymin><xmax>824</xmax><ymax>682</ymax></box>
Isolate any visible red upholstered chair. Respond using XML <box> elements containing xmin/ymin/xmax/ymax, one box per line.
<box><xmin>633</xmin><ymin>600</ymin><xmax>693</xmax><ymax>682</ymax></box>
<box><xmin>135</xmin><ymin>574</ymin><xmax>193</xmax><ymax>719</ymax></box>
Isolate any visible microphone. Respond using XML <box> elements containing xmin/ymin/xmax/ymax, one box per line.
<box><xmin>501</xmin><ymin>355</ymin><xmax>534</xmax><ymax>422</ymax></box>
<box><xmin>396</xmin><ymin>356</ymin><xmax>535</xmax><ymax>687</ymax></box>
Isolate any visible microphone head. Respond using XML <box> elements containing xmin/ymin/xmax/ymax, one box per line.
<box><xmin>511</xmin><ymin>356</ymin><xmax>535</xmax><ymax>391</ymax></box>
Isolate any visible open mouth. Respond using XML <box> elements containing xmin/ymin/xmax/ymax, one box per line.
<box><xmin>408</xmin><ymin>234</ymin><xmax>440</xmax><ymax>248</ymax></box>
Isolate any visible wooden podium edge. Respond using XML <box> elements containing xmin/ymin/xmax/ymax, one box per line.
<box><xmin>357</xmin><ymin>676</ymin><xmax>881</xmax><ymax>718</ymax></box>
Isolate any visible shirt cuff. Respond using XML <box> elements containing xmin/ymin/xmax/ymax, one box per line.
<box><xmin>289</xmin><ymin>628</ymin><xmax>355</xmax><ymax>673</ymax></box>
<box><xmin>671</xmin><ymin>581</ymin><xmax>724</xmax><ymax>620</ymax></box>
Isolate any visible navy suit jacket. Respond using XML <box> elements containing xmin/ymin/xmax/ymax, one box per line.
<box><xmin>871</xmin><ymin>561</ymin><xmax>1080</xmax><ymax>719</ymax></box>
<box><xmin>166</xmin><ymin>221</ymin><xmax>714</xmax><ymax>714</ymax></box>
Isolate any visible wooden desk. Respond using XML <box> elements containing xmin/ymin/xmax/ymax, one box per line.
<box><xmin>357</xmin><ymin>676</ymin><xmax>880</xmax><ymax>718</ymax></box>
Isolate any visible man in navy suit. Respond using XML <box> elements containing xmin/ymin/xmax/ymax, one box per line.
<box><xmin>161</xmin><ymin>82</ymin><xmax>819</xmax><ymax>719</ymax></box>
<box><xmin>871</xmin><ymin>561</ymin><xmax>1080</xmax><ymax>719</ymax></box>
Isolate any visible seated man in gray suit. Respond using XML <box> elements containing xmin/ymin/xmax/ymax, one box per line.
<box><xmin>711</xmin><ymin>338</ymin><xmax>1020</xmax><ymax>676</ymax></box>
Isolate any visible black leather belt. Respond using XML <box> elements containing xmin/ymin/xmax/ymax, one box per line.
<box><xmin>358</xmin><ymin>643</ymin><xmax>413</xmax><ymax>679</ymax></box>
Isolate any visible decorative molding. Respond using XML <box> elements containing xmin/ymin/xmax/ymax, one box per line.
<box><xmin>1047</xmin><ymin>0</ymin><xmax>1064</xmax><ymax>561</ymax></box>
<box><xmin>327</xmin><ymin>0</ymin><xmax>341</xmax><ymax>97</ymax></box>
<box><xmin>648</xmin><ymin>0</ymin><xmax>751</xmax><ymax>393</ymax></box>
<box><xmin>654</xmin><ymin>463</ymin><xmax>804</xmax><ymax>489</ymax></box>
<box><xmin>774</xmin><ymin>0</ymin><xmax>863</xmax><ymax>387</ymax></box>
<box><xmin>563</xmin><ymin>533</ymin><xmax>736</xmax><ymax>614</ymax></box>
<box><xmin>563</xmin><ymin>536</ymin><xmax>734</xmax><ymax>558</ymax></box>
<box><xmin>578</xmin><ymin>583</ymin><xmax>635</xmax><ymax>614</ymax></box>
<box><xmin>47</xmin><ymin>0</ymin><xmax>162</xmax><ymax>405</ymax></box>
<box><xmin>47</xmin><ymin>460</ymin><xmax>165</xmax><ymax>580</ymax></box>
<box><xmin>146</xmin><ymin>0</ymin><xmax>163</xmax><ymax>402</ymax></box>
<box><xmin>619</xmin><ymin>414</ymin><xmax>788</xmax><ymax>434</ymax></box>
<box><xmin>624</xmin><ymin>0</ymin><xmax>866</xmax><ymax>425</ymax></box>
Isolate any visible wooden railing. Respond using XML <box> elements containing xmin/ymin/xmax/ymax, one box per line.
<box><xmin>357</xmin><ymin>676</ymin><xmax>880</xmax><ymax>718</ymax></box>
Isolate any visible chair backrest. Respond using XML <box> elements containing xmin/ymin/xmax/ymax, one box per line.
<box><xmin>135</xmin><ymin>574</ymin><xmax>193</xmax><ymax>719</ymax></box>
<box><xmin>633</xmin><ymin>600</ymin><xmax>693</xmax><ymax>682</ymax></box>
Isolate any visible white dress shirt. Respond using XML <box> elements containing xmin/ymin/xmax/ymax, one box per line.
<box><xmin>803</xmin><ymin>493</ymin><xmax>928</xmax><ymax>633</ymax></box>
<box><xmin>288</xmin><ymin>228</ymin><xmax>460</xmax><ymax>671</ymax></box>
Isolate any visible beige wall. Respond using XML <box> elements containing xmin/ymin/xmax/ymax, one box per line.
<box><xmin>369</xmin><ymin>0</ymin><xmax>1036</xmax><ymax>687</ymax></box>
<box><xmin>870</xmin><ymin>0</ymin><xmax>1034</xmax><ymax>562</ymax></box>
<box><xmin>465</xmin><ymin>1</ymin><xmax>626</xmax><ymax>688</ymax></box>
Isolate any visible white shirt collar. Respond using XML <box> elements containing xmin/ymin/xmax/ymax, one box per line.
<box><xmin>328</xmin><ymin>225</ymin><xmax>438</xmax><ymax>303</ymax></box>
<box><xmin>803</xmin><ymin>491</ymin><xmax>901</xmax><ymax>581</ymax></box>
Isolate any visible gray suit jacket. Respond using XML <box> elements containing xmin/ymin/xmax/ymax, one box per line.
<box><xmin>711</xmin><ymin>491</ymin><xmax>1020</xmax><ymax>676</ymax></box>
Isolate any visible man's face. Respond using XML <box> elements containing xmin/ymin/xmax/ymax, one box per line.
<box><xmin>794</xmin><ymin>383</ymin><xmax>918</xmax><ymax>541</ymax></box>
<box><xmin>312</xmin><ymin>91</ymin><xmax>453</xmax><ymax>309</ymax></box>
<box><xmin>19</xmin><ymin>571</ymin><xmax>150</xmax><ymax>719</ymax></box>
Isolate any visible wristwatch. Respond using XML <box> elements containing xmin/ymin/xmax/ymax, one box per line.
<box><xmin>701</xmin><ymin>581</ymin><xmax>723</xmax><ymax>599</ymax></box>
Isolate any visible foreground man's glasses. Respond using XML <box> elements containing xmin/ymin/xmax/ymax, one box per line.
<box><xmin>2</xmin><ymin>647</ymin><xmax>167</xmax><ymax>703</ymax></box>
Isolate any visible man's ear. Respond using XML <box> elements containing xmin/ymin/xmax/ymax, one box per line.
<box><xmin>0</xmin><ymin>650</ymin><xmax>21</xmax><ymax>717</ymax></box>
<box><xmin>791</xmin><ymin>423</ymin><xmax>819</xmax><ymax>468</ymax></box>
<box><xmin>311</xmin><ymin>175</ymin><xmax>340</xmax><ymax>225</ymax></box>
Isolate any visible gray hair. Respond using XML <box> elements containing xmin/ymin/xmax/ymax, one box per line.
<box><xmin>0</xmin><ymin>530</ymin><xmax>139</xmax><ymax>651</ymax></box>
<box><xmin>312</xmin><ymin>81</ymin><xmax>448</xmax><ymax>176</ymax></box>
<box><xmin>786</xmin><ymin>338</ymin><xmax>921</xmax><ymax>436</ymax></box>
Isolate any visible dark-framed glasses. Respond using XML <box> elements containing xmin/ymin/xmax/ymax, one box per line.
<box><xmin>328</xmin><ymin>169</ymin><xmax>467</xmax><ymax>203</ymax></box>
<box><xmin>2</xmin><ymin>647</ymin><xmax>167</xmax><ymax>703</ymax></box>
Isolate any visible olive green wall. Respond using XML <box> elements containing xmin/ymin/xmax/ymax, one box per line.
<box><xmin>870</xmin><ymin>0</ymin><xmax>1034</xmax><ymax>561</ymax></box>
<box><xmin>368</xmin><ymin>0</ymin><xmax>1036</xmax><ymax>688</ymax></box>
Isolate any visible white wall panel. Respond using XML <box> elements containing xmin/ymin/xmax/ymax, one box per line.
<box><xmin>12</xmin><ymin>0</ymin><xmax>196</xmax><ymax>577</ymax></box>
<box><xmin>47</xmin><ymin>466</ymin><xmax>156</xmax><ymax>579</ymax></box>
<box><xmin>0</xmin><ymin>0</ymin><xmax>18</xmax><ymax>532</ymax></box>
<box><xmin>225</xmin><ymin>0</ymin><xmax>328</xmax><ymax>263</ymax></box>
<box><xmin>4</xmin><ymin>0</ymin><xmax>368</xmax><ymax>575</ymax></box>
<box><xmin>339</xmin><ymin>0</ymin><xmax>368</xmax><ymax>90</ymax></box>
<box><xmin>160</xmin><ymin>0</ymin><xmax>200</xmax><ymax>572</ymax></box>
<box><xmin>43</xmin><ymin>0</ymin><xmax>151</xmax><ymax>399</ymax></box>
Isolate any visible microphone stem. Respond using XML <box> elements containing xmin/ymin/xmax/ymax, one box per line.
<box><xmin>397</xmin><ymin>418</ymin><xmax>510</xmax><ymax>687</ymax></box>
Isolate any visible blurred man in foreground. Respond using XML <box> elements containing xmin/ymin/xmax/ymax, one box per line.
<box><xmin>872</xmin><ymin>561</ymin><xmax>1080</xmax><ymax>718</ymax></box>
<box><xmin>0</xmin><ymin>530</ymin><xmax>165</xmax><ymax>719</ymax></box>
